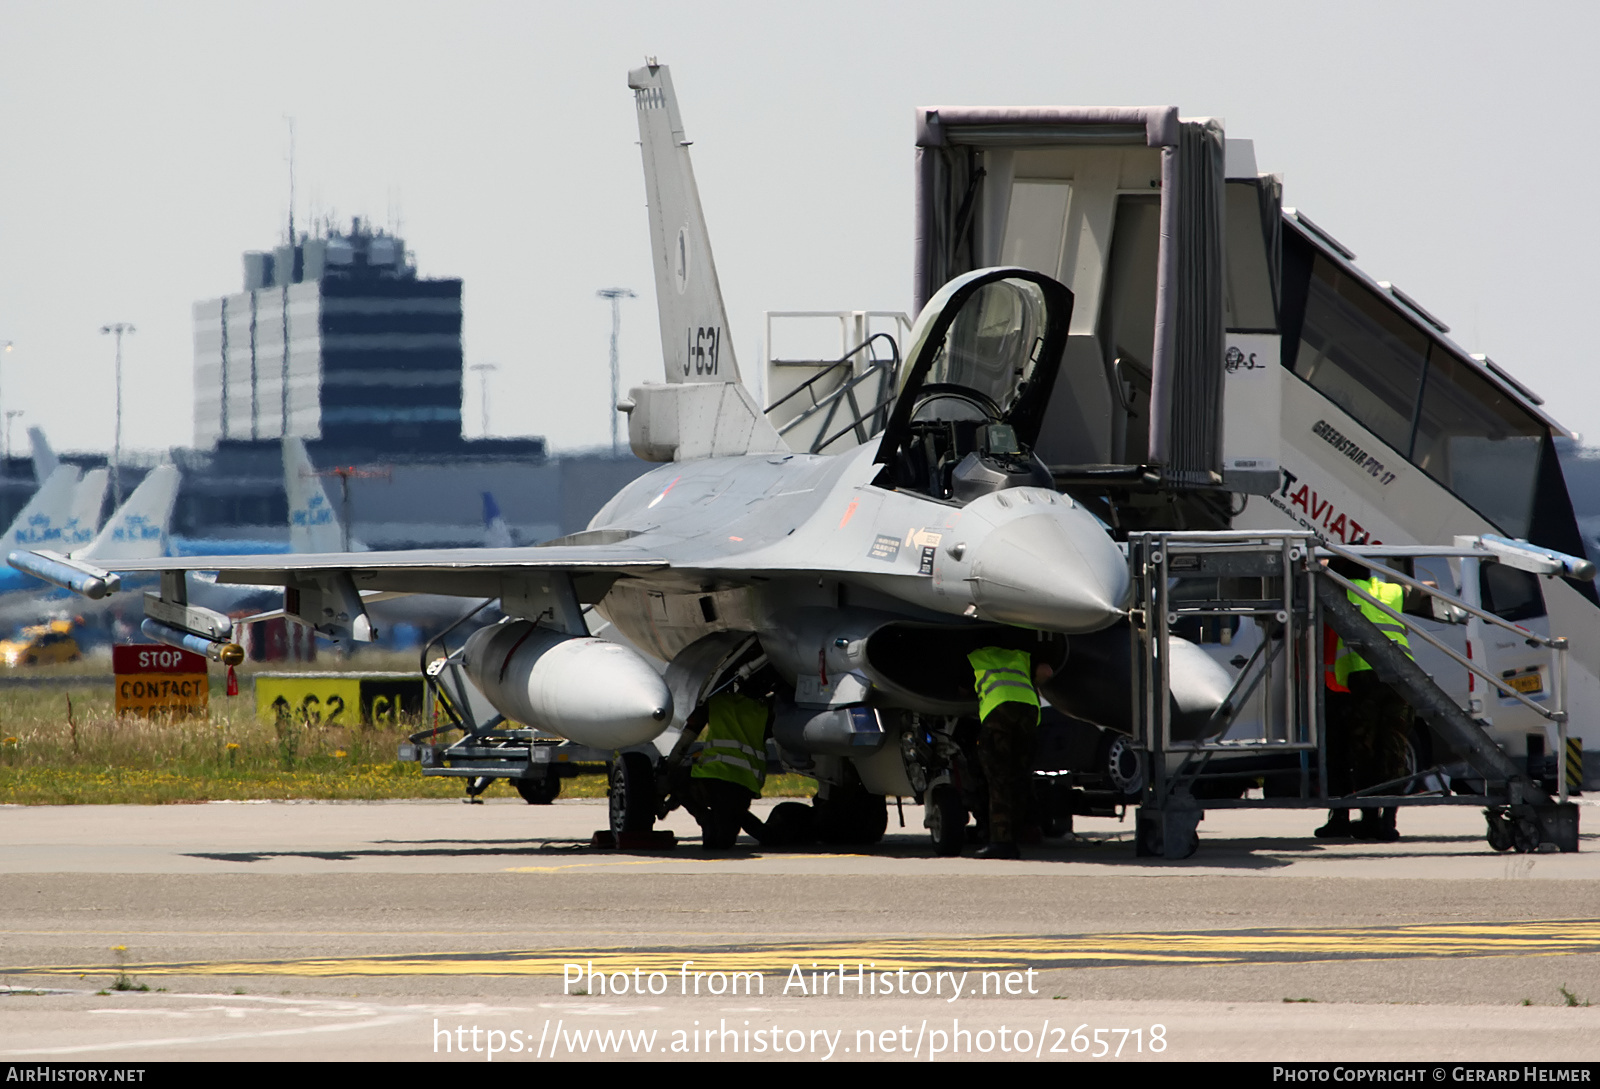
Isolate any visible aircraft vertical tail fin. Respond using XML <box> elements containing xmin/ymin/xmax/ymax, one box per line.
<box><xmin>28</xmin><ymin>428</ymin><xmax>59</xmax><ymax>483</ymax></box>
<box><xmin>284</xmin><ymin>438</ymin><xmax>345</xmax><ymax>553</ymax></box>
<box><xmin>625</xmin><ymin>62</ymin><xmax>786</xmax><ymax>461</ymax></box>
<box><xmin>64</xmin><ymin>468</ymin><xmax>108</xmax><ymax>552</ymax></box>
<box><xmin>74</xmin><ymin>464</ymin><xmax>180</xmax><ymax>561</ymax></box>
<box><xmin>629</xmin><ymin>61</ymin><xmax>742</xmax><ymax>387</ymax></box>
<box><xmin>2</xmin><ymin>466</ymin><xmax>82</xmax><ymax>555</ymax></box>
<box><xmin>483</xmin><ymin>492</ymin><xmax>513</xmax><ymax>548</ymax></box>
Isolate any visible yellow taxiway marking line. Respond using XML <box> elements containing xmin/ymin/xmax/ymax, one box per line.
<box><xmin>14</xmin><ymin>919</ymin><xmax>1600</xmax><ymax>979</ymax></box>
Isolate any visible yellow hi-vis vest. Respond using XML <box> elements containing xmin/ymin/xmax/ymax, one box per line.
<box><xmin>1333</xmin><ymin>578</ymin><xmax>1413</xmax><ymax>688</ymax></box>
<box><xmin>691</xmin><ymin>691</ymin><xmax>768</xmax><ymax>793</ymax></box>
<box><xmin>968</xmin><ymin>647</ymin><xmax>1040</xmax><ymax>722</ymax></box>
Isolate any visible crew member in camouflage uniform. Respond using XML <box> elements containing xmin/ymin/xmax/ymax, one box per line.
<box><xmin>967</xmin><ymin>646</ymin><xmax>1052</xmax><ymax>859</ymax></box>
<box><xmin>1318</xmin><ymin>557</ymin><xmax>1414</xmax><ymax>842</ymax></box>
<box><xmin>683</xmin><ymin>688</ymin><xmax>772</xmax><ymax>850</ymax></box>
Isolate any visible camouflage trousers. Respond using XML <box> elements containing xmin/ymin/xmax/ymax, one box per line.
<box><xmin>1326</xmin><ymin>672</ymin><xmax>1413</xmax><ymax>796</ymax></box>
<box><xmin>977</xmin><ymin>702</ymin><xmax>1039</xmax><ymax>845</ymax></box>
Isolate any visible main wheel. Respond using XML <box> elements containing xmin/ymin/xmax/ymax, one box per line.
<box><xmin>1098</xmin><ymin>732</ymin><xmax>1147</xmax><ymax>799</ymax></box>
<box><xmin>608</xmin><ymin>752</ymin><xmax>657</xmax><ymax>835</ymax></box>
<box><xmin>926</xmin><ymin>784</ymin><xmax>966</xmax><ymax>856</ymax></box>
<box><xmin>515</xmin><ymin>776</ymin><xmax>561</xmax><ymax>805</ymax></box>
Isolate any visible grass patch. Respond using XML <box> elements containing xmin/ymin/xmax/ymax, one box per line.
<box><xmin>0</xmin><ymin>668</ymin><xmax>816</xmax><ymax>804</ymax></box>
<box><xmin>109</xmin><ymin>947</ymin><xmax>148</xmax><ymax>992</ymax></box>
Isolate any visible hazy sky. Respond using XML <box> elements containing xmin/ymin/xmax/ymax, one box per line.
<box><xmin>2</xmin><ymin>1</ymin><xmax>1597</xmax><ymax>457</ymax></box>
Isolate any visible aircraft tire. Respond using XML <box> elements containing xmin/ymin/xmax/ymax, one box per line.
<box><xmin>609</xmin><ymin>752</ymin><xmax>657</xmax><ymax>835</ymax></box>
<box><xmin>515</xmin><ymin>776</ymin><xmax>561</xmax><ymax>805</ymax></box>
<box><xmin>926</xmin><ymin>784</ymin><xmax>966</xmax><ymax>856</ymax></box>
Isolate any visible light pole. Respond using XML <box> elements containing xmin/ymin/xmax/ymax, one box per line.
<box><xmin>0</xmin><ymin>342</ymin><xmax>13</xmax><ymax>465</ymax></box>
<box><xmin>101</xmin><ymin>323</ymin><xmax>135</xmax><ymax>506</ymax></box>
<box><xmin>596</xmin><ymin>288</ymin><xmax>635</xmax><ymax>454</ymax></box>
<box><xmin>4</xmin><ymin>411</ymin><xmax>22</xmax><ymax>461</ymax></box>
<box><xmin>468</xmin><ymin>363</ymin><xmax>498</xmax><ymax>439</ymax></box>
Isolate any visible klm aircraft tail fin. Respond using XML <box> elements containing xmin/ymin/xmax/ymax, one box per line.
<box><xmin>28</xmin><ymin>427</ymin><xmax>59</xmax><ymax>483</ymax></box>
<box><xmin>284</xmin><ymin>438</ymin><xmax>345</xmax><ymax>553</ymax></box>
<box><xmin>64</xmin><ymin>469</ymin><xmax>108</xmax><ymax>552</ymax></box>
<box><xmin>625</xmin><ymin>61</ymin><xmax>785</xmax><ymax>461</ymax></box>
<box><xmin>1</xmin><ymin>466</ymin><xmax>82</xmax><ymax>555</ymax></box>
<box><xmin>75</xmin><ymin>464</ymin><xmax>180</xmax><ymax>561</ymax></box>
<box><xmin>483</xmin><ymin>492</ymin><xmax>513</xmax><ymax>548</ymax></box>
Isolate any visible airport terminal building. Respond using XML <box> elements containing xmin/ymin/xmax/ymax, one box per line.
<box><xmin>192</xmin><ymin>220</ymin><xmax>465</xmax><ymax>452</ymax></box>
<box><xmin>55</xmin><ymin>220</ymin><xmax>650</xmax><ymax>552</ymax></box>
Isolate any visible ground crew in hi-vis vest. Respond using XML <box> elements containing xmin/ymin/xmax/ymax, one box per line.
<box><xmin>1317</xmin><ymin>557</ymin><xmax>1416</xmax><ymax>843</ymax></box>
<box><xmin>968</xmin><ymin>646</ymin><xmax>1050</xmax><ymax>859</ymax></box>
<box><xmin>686</xmin><ymin>689</ymin><xmax>771</xmax><ymax>850</ymax></box>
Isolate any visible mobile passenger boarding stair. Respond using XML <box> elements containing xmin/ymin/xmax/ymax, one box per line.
<box><xmin>1125</xmin><ymin>530</ymin><xmax>1583</xmax><ymax>859</ymax></box>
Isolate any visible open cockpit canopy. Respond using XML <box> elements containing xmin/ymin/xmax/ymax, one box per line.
<box><xmin>874</xmin><ymin>267</ymin><xmax>1072</xmax><ymax>501</ymax></box>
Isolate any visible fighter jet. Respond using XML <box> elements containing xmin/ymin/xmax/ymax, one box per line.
<box><xmin>11</xmin><ymin>63</ymin><xmax>1151</xmax><ymax>846</ymax></box>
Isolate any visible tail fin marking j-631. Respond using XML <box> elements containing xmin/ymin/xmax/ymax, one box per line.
<box><xmin>624</xmin><ymin>61</ymin><xmax>786</xmax><ymax>462</ymax></box>
<box><xmin>628</xmin><ymin>61</ymin><xmax>741</xmax><ymax>387</ymax></box>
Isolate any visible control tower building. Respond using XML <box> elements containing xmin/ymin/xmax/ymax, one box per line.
<box><xmin>193</xmin><ymin>218</ymin><xmax>462</xmax><ymax>452</ymax></box>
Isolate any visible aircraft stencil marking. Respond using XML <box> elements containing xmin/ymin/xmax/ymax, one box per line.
<box><xmin>674</xmin><ymin>226</ymin><xmax>690</xmax><ymax>294</ymax></box>
<box><xmin>685</xmin><ymin>326</ymin><xmax>719</xmax><ymax>376</ymax></box>
<box><xmin>868</xmin><ymin>535</ymin><xmax>901</xmax><ymax>563</ymax></box>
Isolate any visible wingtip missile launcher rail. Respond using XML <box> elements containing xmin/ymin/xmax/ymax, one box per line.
<box><xmin>141</xmin><ymin>571</ymin><xmax>245</xmax><ymax>665</ymax></box>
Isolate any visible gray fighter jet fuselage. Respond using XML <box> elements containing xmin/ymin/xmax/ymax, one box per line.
<box><xmin>588</xmin><ymin>422</ymin><xmax>1129</xmax><ymax>704</ymax></box>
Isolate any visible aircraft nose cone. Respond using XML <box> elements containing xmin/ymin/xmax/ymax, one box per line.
<box><xmin>969</xmin><ymin>509</ymin><xmax>1130</xmax><ymax>632</ymax></box>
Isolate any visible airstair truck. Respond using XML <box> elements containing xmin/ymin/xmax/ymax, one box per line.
<box><xmin>773</xmin><ymin>105</ymin><xmax>1595</xmax><ymax>806</ymax></box>
<box><xmin>906</xmin><ymin>105</ymin><xmax>1595</xmax><ymax>799</ymax></box>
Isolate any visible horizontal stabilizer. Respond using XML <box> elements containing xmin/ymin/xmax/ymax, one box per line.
<box><xmin>625</xmin><ymin>382</ymin><xmax>788</xmax><ymax>462</ymax></box>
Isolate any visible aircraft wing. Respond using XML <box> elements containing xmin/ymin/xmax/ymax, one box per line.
<box><xmin>65</xmin><ymin>543</ymin><xmax>675</xmax><ymax>600</ymax></box>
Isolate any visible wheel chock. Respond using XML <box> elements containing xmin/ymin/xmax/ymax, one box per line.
<box><xmin>591</xmin><ymin>829</ymin><xmax>677</xmax><ymax>850</ymax></box>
